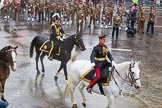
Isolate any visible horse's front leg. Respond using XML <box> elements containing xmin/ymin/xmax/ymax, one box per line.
<box><xmin>63</xmin><ymin>63</ymin><xmax>68</xmax><ymax>82</ymax></box>
<box><xmin>55</xmin><ymin>62</ymin><xmax>68</xmax><ymax>83</ymax></box>
<box><xmin>40</xmin><ymin>53</ymin><xmax>46</xmax><ymax>73</ymax></box>
<box><xmin>71</xmin><ymin>77</ymin><xmax>81</xmax><ymax>108</ymax></box>
<box><xmin>35</xmin><ymin>52</ymin><xmax>41</xmax><ymax>74</ymax></box>
<box><xmin>0</xmin><ymin>83</ymin><xmax>8</xmax><ymax>105</ymax></box>
<box><xmin>78</xmin><ymin>83</ymin><xmax>86</xmax><ymax>107</ymax></box>
<box><xmin>54</xmin><ymin>62</ymin><xmax>63</xmax><ymax>81</ymax></box>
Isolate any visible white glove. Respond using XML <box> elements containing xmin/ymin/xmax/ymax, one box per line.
<box><xmin>60</xmin><ymin>38</ymin><xmax>63</xmax><ymax>41</ymax></box>
<box><xmin>91</xmin><ymin>63</ymin><xmax>95</xmax><ymax>67</ymax></box>
<box><xmin>79</xmin><ymin>19</ymin><xmax>82</xmax><ymax>23</ymax></box>
<box><xmin>112</xmin><ymin>61</ymin><xmax>116</xmax><ymax>67</ymax></box>
<box><xmin>62</xmin><ymin>36</ymin><xmax>66</xmax><ymax>39</ymax></box>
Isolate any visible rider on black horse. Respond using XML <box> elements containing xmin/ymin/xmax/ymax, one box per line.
<box><xmin>86</xmin><ymin>34</ymin><xmax>116</xmax><ymax>94</ymax></box>
<box><xmin>48</xmin><ymin>13</ymin><xmax>66</xmax><ymax>60</ymax></box>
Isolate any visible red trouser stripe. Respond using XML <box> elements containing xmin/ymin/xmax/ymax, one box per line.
<box><xmin>87</xmin><ymin>67</ymin><xmax>100</xmax><ymax>89</ymax></box>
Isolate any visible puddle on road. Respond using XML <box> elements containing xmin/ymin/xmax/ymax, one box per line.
<box><xmin>1</xmin><ymin>24</ymin><xmax>10</xmax><ymax>33</ymax></box>
<box><xmin>159</xmin><ymin>33</ymin><xmax>162</xmax><ymax>36</ymax></box>
<box><xmin>5</xmin><ymin>35</ymin><xmax>22</xmax><ymax>38</ymax></box>
<box><xmin>18</xmin><ymin>62</ymin><xmax>31</xmax><ymax>68</ymax></box>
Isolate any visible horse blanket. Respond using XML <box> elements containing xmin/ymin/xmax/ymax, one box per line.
<box><xmin>81</xmin><ymin>67</ymin><xmax>111</xmax><ymax>86</ymax></box>
<box><xmin>39</xmin><ymin>40</ymin><xmax>51</xmax><ymax>53</ymax></box>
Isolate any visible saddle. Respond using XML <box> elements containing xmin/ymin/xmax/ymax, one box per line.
<box><xmin>81</xmin><ymin>67</ymin><xmax>111</xmax><ymax>86</ymax></box>
<box><xmin>39</xmin><ymin>40</ymin><xmax>61</xmax><ymax>56</ymax></box>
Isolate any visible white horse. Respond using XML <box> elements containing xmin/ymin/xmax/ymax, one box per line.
<box><xmin>66</xmin><ymin>60</ymin><xmax>142</xmax><ymax>108</ymax></box>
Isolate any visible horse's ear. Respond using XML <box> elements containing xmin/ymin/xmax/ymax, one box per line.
<box><xmin>130</xmin><ymin>60</ymin><xmax>135</xmax><ymax>67</ymax></box>
<box><xmin>14</xmin><ymin>45</ymin><xmax>18</xmax><ymax>49</ymax></box>
<box><xmin>8</xmin><ymin>45</ymin><xmax>11</xmax><ymax>49</ymax></box>
<box><xmin>77</xmin><ymin>32</ymin><xmax>83</xmax><ymax>38</ymax></box>
<box><xmin>6</xmin><ymin>45</ymin><xmax>11</xmax><ymax>51</ymax></box>
<box><xmin>137</xmin><ymin>60</ymin><xmax>141</xmax><ymax>65</ymax></box>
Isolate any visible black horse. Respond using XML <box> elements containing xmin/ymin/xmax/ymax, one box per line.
<box><xmin>30</xmin><ymin>33</ymin><xmax>86</xmax><ymax>81</ymax></box>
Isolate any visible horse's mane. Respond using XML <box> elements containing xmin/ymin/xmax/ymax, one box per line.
<box><xmin>0</xmin><ymin>46</ymin><xmax>10</xmax><ymax>52</ymax></box>
<box><xmin>64</xmin><ymin>34</ymin><xmax>77</xmax><ymax>42</ymax></box>
<box><xmin>0</xmin><ymin>46</ymin><xmax>10</xmax><ymax>60</ymax></box>
<box><xmin>66</xmin><ymin>34</ymin><xmax>76</xmax><ymax>39</ymax></box>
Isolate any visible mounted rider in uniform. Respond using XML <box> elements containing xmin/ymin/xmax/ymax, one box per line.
<box><xmin>48</xmin><ymin>13</ymin><xmax>66</xmax><ymax>60</ymax></box>
<box><xmin>86</xmin><ymin>34</ymin><xmax>116</xmax><ymax>94</ymax></box>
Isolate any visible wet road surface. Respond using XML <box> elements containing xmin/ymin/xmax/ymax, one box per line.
<box><xmin>0</xmin><ymin>13</ymin><xmax>162</xmax><ymax>108</ymax></box>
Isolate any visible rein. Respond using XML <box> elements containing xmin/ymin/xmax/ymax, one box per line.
<box><xmin>111</xmin><ymin>63</ymin><xmax>140</xmax><ymax>94</ymax></box>
<box><xmin>0</xmin><ymin>48</ymin><xmax>17</xmax><ymax>66</ymax></box>
<box><xmin>111</xmin><ymin>66</ymin><xmax>122</xmax><ymax>94</ymax></box>
<box><xmin>128</xmin><ymin>64</ymin><xmax>140</xmax><ymax>86</ymax></box>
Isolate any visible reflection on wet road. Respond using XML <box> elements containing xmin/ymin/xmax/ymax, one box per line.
<box><xmin>0</xmin><ymin>16</ymin><xmax>162</xmax><ymax>108</ymax></box>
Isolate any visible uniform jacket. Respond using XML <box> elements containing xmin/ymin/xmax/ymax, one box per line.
<box><xmin>90</xmin><ymin>44</ymin><xmax>114</xmax><ymax>68</ymax></box>
<box><xmin>50</xmin><ymin>2</ymin><xmax>56</xmax><ymax>13</ymax></box>
<box><xmin>112</xmin><ymin>14</ymin><xmax>121</xmax><ymax>28</ymax></box>
<box><xmin>38</xmin><ymin>1</ymin><xmax>45</xmax><ymax>12</ymax></box>
<box><xmin>130</xmin><ymin>9</ymin><xmax>137</xmax><ymax>22</ymax></box>
<box><xmin>50</xmin><ymin>23</ymin><xmax>65</xmax><ymax>45</ymax></box>
<box><xmin>76</xmin><ymin>8</ymin><xmax>84</xmax><ymax>21</ymax></box>
<box><xmin>148</xmin><ymin>10</ymin><xmax>156</xmax><ymax>22</ymax></box>
<box><xmin>138</xmin><ymin>9</ymin><xmax>145</xmax><ymax>22</ymax></box>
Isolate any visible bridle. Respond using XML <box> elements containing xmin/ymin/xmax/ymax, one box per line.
<box><xmin>128</xmin><ymin>63</ymin><xmax>140</xmax><ymax>86</ymax></box>
<box><xmin>111</xmin><ymin>62</ymin><xmax>140</xmax><ymax>92</ymax></box>
<box><xmin>74</xmin><ymin>34</ymin><xmax>83</xmax><ymax>49</ymax></box>
<box><xmin>0</xmin><ymin>48</ymin><xmax>17</xmax><ymax>66</ymax></box>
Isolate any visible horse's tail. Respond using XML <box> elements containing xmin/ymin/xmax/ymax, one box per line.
<box><xmin>30</xmin><ymin>36</ymin><xmax>37</xmax><ymax>58</ymax></box>
<box><xmin>71</xmin><ymin>51</ymin><xmax>79</xmax><ymax>62</ymax></box>
<box><xmin>66</xmin><ymin>73</ymin><xmax>72</xmax><ymax>97</ymax></box>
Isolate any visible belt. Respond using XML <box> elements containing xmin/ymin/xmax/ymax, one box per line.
<box><xmin>95</xmin><ymin>57</ymin><xmax>106</xmax><ymax>61</ymax></box>
<box><xmin>56</xmin><ymin>36</ymin><xmax>60</xmax><ymax>40</ymax></box>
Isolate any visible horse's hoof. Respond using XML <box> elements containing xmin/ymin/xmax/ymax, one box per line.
<box><xmin>42</xmin><ymin>69</ymin><xmax>45</xmax><ymax>73</ymax></box>
<box><xmin>37</xmin><ymin>71</ymin><xmax>41</xmax><ymax>75</ymax></box>
<box><xmin>82</xmin><ymin>102</ymin><xmax>86</xmax><ymax>107</ymax></box>
<box><xmin>54</xmin><ymin>76</ymin><xmax>58</xmax><ymax>81</ymax></box>
<box><xmin>66</xmin><ymin>80</ymin><xmax>68</xmax><ymax>84</ymax></box>
<box><xmin>72</xmin><ymin>104</ymin><xmax>78</xmax><ymax>108</ymax></box>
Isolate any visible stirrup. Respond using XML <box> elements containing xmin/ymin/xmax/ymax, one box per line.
<box><xmin>87</xmin><ymin>88</ymin><xmax>92</xmax><ymax>94</ymax></box>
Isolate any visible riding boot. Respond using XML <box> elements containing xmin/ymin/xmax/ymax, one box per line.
<box><xmin>55</xmin><ymin>46</ymin><xmax>60</xmax><ymax>56</ymax></box>
<box><xmin>48</xmin><ymin>52</ymin><xmax>53</xmax><ymax>61</ymax></box>
<box><xmin>87</xmin><ymin>88</ymin><xmax>92</xmax><ymax>94</ymax></box>
<box><xmin>50</xmin><ymin>45</ymin><xmax>59</xmax><ymax>56</ymax></box>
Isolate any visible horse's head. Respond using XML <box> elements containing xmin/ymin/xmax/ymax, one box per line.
<box><xmin>73</xmin><ymin>33</ymin><xmax>86</xmax><ymax>51</ymax></box>
<box><xmin>1</xmin><ymin>45</ymin><xmax>18</xmax><ymax>71</ymax></box>
<box><xmin>128</xmin><ymin>60</ymin><xmax>142</xmax><ymax>89</ymax></box>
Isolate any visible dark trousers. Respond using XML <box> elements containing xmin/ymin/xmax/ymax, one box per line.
<box><xmin>50</xmin><ymin>12</ymin><xmax>54</xmax><ymax>24</ymax></box>
<box><xmin>146</xmin><ymin>22</ymin><xmax>154</xmax><ymax>34</ymax></box>
<box><xmin>131</xmin><ymin>20</ymin><xmax>135</xmax><ymax>30</ymax></box>
<box><xmin>38</xmin><ymin>12</ymin><xmax>44</xmax><ymax>22</ymax></box>
<box><xmin>112</xmin><ymin>27</ymin><xmax>119</xmax><ymax>39</ymax></box>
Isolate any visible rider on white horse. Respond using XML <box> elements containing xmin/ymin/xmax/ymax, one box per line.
<box><xmin>86</xmin><ymin>34</ymin><xmax>116</xmax><ymax>94</ymax></box>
